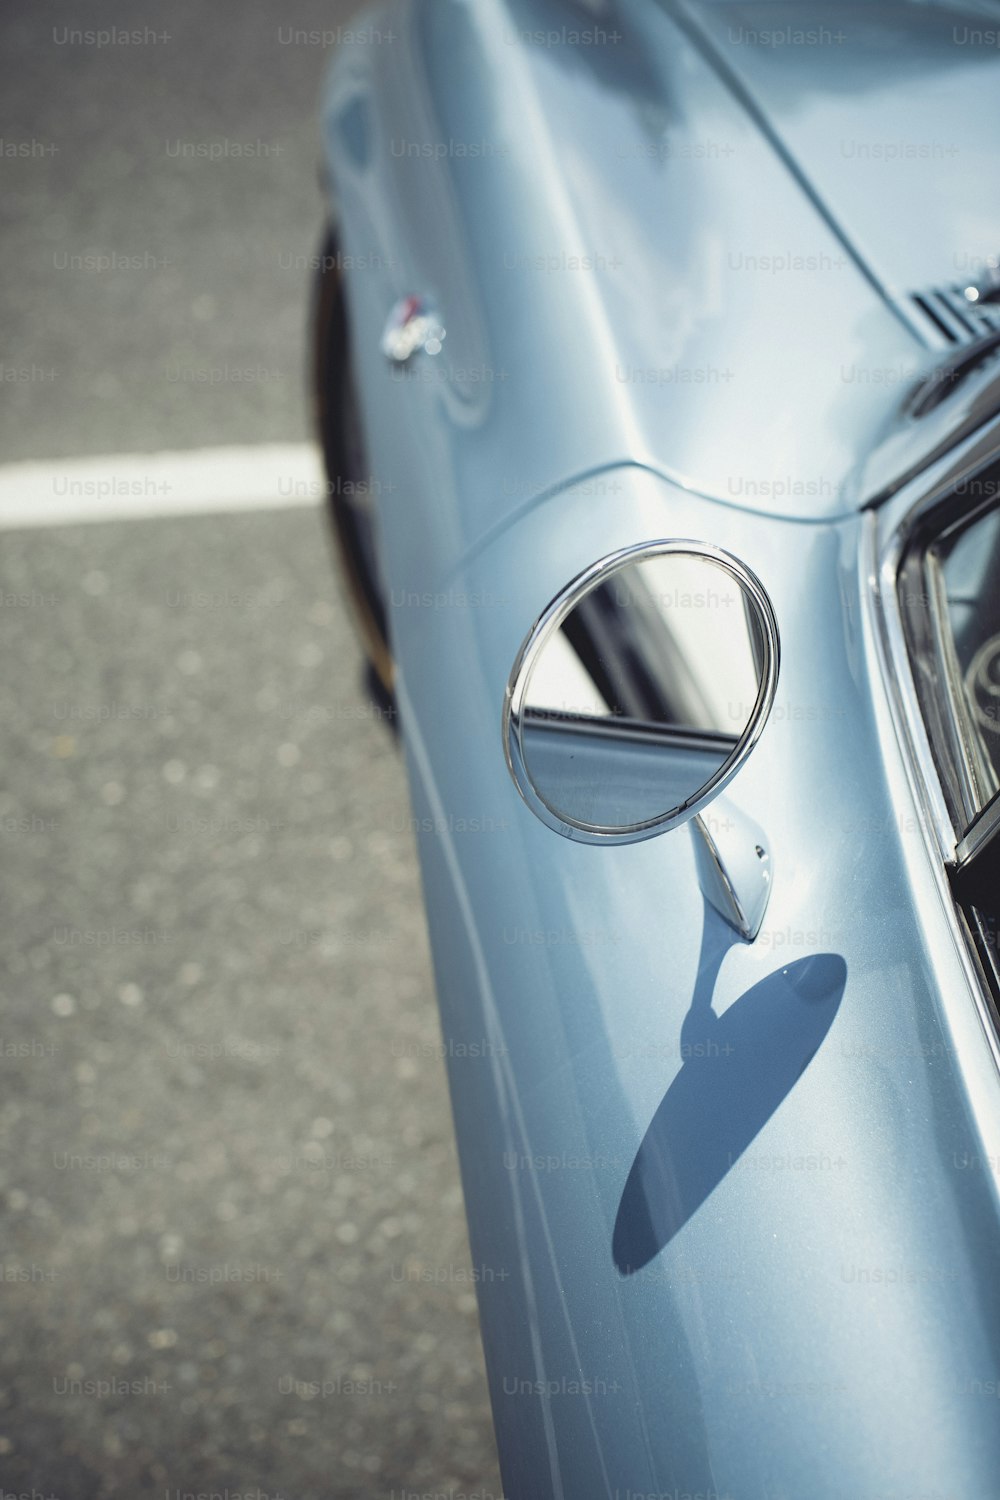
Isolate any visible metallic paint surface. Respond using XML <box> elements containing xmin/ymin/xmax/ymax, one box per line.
<box><xmin>679</xmin><ymin>0</ymin><xmax>1000</xmax><ymax>303</ymax></box>
<box><xmin>394</xmin><ymin>470</ymin><xmax>1000</xmax><ymax>1496</ymax></box>
<box><xmin>319</xmin><ymin>3</ymin><xmax>1000</xmax><ymax>1493</ymax></box>
<box><xmin>321</xmin><ymin>0</ymin><xmax>931</xmax><ymax>570</ymax></box>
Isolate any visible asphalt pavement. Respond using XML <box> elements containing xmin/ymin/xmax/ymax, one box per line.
<box><xmin>2</xmin><ymin>0</ymin><xmax>349</xmax><ymax>460</ymax></box>
<box><xmin>0</xmin><ymin>3</ymin><xmax>503</xmax><ymax>1495</ymax></box>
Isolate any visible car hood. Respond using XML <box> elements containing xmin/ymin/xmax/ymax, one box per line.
<box><xmin>681</xmin><ymin>0</ymin><xmax>1000</xmax><ymax>304</ymax></box>
<box><xmin>325</xmin><ymin>0</ymin><xmax>1000</xmax><ymax>571</ymax></box>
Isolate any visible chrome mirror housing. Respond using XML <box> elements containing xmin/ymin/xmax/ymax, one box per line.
<box><xmin>501</xmin><ymin>540</ymin><xmax>780</xmax><ymax>846</ymax></box>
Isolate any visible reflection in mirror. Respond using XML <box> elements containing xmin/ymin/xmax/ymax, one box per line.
<box><xmin>517</xmin><ymin>551</ymin><xmax>770</xmax><ymax>831</ymax></box>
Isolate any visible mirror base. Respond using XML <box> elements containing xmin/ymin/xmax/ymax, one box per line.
<box><xmin>691</xmin><ymin>796</ymin><xmax>772</xmax><ymax>941</ymax></box>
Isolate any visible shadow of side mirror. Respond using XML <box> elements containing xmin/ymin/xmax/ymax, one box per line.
<box><xmin>612</xmin><ymin>937</ymin><xmax>848</xmax><ymax>1272</ymax></box>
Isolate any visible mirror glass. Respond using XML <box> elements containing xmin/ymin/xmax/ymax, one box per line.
<box><xmin>507</xmin><ymin>547</ymin><xmax>776</xmax><ymax>837</ymax></box>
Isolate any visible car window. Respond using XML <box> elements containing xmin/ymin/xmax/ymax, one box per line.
<box><xmin>902</xmin><ymin>489</ymin><xmax>1000</xmax><ymax>1008</ymax></box>
<box><xmin>933</xmin><ymin>504</ymin><xmax>1000</xmax><ymax>803</ymax></box>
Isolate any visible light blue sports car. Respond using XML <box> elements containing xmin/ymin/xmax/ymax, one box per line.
<box><xmin>312</xmin><ymin>3</ymin><xmax>1000</xmax><ymax>1494</ymax></box>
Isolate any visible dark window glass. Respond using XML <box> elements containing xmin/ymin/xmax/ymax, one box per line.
<box><xmin>932</xmin><ymin>505</ymin><xmax>1000</xmax><ymax>802</ymax></box>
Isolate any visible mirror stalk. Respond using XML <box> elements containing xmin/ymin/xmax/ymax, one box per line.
<box><xmin>691</xmin><ymin>796</ymin><xmax>772</xmax><ymax>941</ymax></box>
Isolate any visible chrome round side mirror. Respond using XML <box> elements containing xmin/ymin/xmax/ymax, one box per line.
<box><xmin>502</xmin><ymin>541</ymin><xmax>779</xmax><ymax>844</ymax></box>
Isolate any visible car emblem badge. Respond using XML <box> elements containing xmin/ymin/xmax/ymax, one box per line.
<box><xmin>380</xmin><ymin>295</ymin><xmax>446</xmax><ymax>363</ymax></box>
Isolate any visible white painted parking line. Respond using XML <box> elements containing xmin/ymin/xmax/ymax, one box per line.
<box><xmin>0</xmin><ymin>445</ymin><xmax>326</xmax><ymax>529</ymax></box>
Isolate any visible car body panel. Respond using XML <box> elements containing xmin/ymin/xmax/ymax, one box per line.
<box><xmin>318</xmin><ymin>3</ymin><xmax>1000</xmax><ymax>1493</ymax></box>
<box><xmin>681</xmin><ymin>0</ymin><xmax>1000</xmax><ymax>301</ymax></box>
<box><xmin>321</xmin><ymin>0</ymin><xmax>932</xmax><ymax>583</ymax></box>
<box><xmin>392</xmin><ymin>465</ymin><xmax>1000</xmax><ymax>1496</ymax></box>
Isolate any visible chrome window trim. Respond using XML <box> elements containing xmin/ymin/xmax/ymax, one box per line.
<box><xmin>871</xmin><ymin>511</ymin><xmax>956</xmax><ymax>863</ymax></box>
<box><xmin>521</xmin><ymin>711</ymin><xmax>739</xmax><ymax>758</ymax></box>
<box><xmin>957</xmin><ymin>790</ymin><xmax>1000</xmax><ymax>868</ymax></box>
<box><xmin>922</xmin><ymin>513</ymin><xmax>1000</xmax><ymax>818</ymax></box>
<box><xmin>869</xmin><ymin>459</ymin><xmax>1000</xmax><ymax>1072</ymax></box>
<box><xmin>501</xmin><ymin>540</ymin><xmax>780</xmax><ymax>846</ymax></box>
<box><xmin>923</xmin><ymin>539</ymin><xmax>985</xmax><ymax>820</ymax></box>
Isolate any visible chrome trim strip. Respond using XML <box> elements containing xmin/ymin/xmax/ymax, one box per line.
<box><xmin>871</xmin><ymin>510</ymin><xmax>955</xmax><ymax>860</ymax></box>
<box><xmin>923</xmin><ymin>546</ymin><xmax>986</xmax><ymax>821</ymax></box>
<box><xmin>957</xmin><ymin>791</ymin><xmax>1000</xmax><ymax>867</ymax></box>
<box><xmin>868</xmin><ymin>507</ymin><xmax>1000</xmax><ymax>1075</ymax></box>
